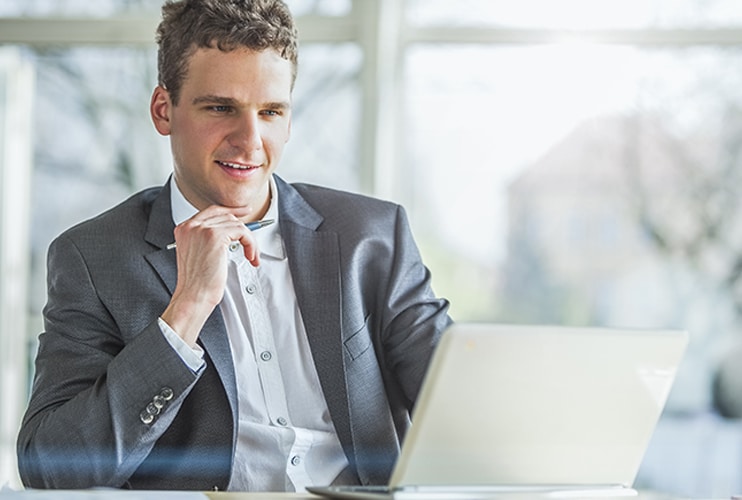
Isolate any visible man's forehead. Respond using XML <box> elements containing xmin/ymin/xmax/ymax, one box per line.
<box><xmin>188</xmin><ymin>44</ymin><xmax>292</xmax><ymax>66</ymax></box>
<box><xmin>181</xmin><ymin>47</ymin><xmax>293</xmax><ymax>93</ymax></box>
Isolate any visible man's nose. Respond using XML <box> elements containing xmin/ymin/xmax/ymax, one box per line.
<box><xmin>230</xmin><ymin>113</ymin><xmax>262</xmax><ymax>151</ymax></box>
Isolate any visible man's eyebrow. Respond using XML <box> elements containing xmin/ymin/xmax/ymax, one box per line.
<box><xmin>191</xmin><ymin>95</ymin><xmax>291</xmax><ymax>110</ymax></box>
<box><xmin>192</xmin><ymin>95</ymin><xmax>239</xmax><ymax>106</ymax></box>
<box><xmin>263</xmin><ymin>101</ymin><xmax>292</xmax><ymax>110</ymax></box>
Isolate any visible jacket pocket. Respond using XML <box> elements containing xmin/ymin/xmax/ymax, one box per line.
<box><xmin>344</xmin><ymin>317</ymin><xmax>372</xmax><ymax>360</ymax></box>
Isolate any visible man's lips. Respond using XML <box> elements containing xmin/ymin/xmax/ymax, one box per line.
<box><xmin>216</xmin><ymin>160</ymin><xmax>260</xmax><ymax>170</ymax></box>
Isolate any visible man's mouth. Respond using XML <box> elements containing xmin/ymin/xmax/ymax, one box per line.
<box><xmin>216</xmin><ymin>160</ymin><xmax>259</xmax><ymax>170</ymax></box>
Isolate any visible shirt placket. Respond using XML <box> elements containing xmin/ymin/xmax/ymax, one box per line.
<box><xmin>236</xmin><ymin>254</ymin><xmax>293</xmax><ymax>430</ymax></box>
<box><xmin>286</xmin><ymin>427</ymin><xmax>314</xmax><ymax>490</ymax></box>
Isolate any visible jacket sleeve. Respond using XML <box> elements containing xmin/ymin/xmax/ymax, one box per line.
<box><xmin>16</xmin><ymin>233</ymin><xmax>202</xmax><ymax>489</ymax></box>
<box><xmin>377</xmin><ymin>205</ymin><xmax>453</xmax><ymax>407</ymax></box>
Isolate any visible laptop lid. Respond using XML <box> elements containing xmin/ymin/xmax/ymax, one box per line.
<box><xmin>388</xmin><ymin>323</ymin><xmax>688</xmax><ymax>490</ymax></box>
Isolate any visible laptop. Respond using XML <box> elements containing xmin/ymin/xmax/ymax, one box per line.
<box><xmin>307</xmin><ymin>323</ymin><xmax>688</xmax><ymax>499</ymax></box>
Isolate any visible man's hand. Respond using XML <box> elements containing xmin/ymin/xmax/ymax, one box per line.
<box><xmin>161</xmin><ymin>206</ymin><xmax>260</xmax><ymax>346</ymax></box>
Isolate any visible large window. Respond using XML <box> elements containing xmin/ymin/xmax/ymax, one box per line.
<box><xmin>0</xmin><ymin>0</ymin><xmax>351</xmax><ymax>17</ymax></box>
<box><xmin>406</xmin><ymin>0</ymin><xmax>742</xmax><ymax>28</ymax></box>
<box><xmin>0</xmin><ymin>47</ymin><xmax>32</xmax><ymax>491</ymax></box>
<box><xmin>402</xmin><ymin>3</ymin><xmax>742</xmax><ymax>496</ymax></box>
<box><xmin>2</xmin><ymin>0</ymin><xmax>742</xmax><ymax>496</ymax></box>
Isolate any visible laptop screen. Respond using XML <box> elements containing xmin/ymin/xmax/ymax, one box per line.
<box><xmin>390</xmin><ymin>323</ymin><xmax>688</xmax><ymax>489</ymax></box>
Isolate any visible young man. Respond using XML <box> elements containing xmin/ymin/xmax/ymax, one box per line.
<box><xmin>17</xmin><ymin>0</ymin><xmax>451</xmax><ymax>492</ymax></box>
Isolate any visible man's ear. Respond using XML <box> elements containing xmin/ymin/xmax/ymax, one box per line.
<box><xmin>150</xmin><ymin>85</ymin><xmax>173</xmax><ymax>136</ymax></box>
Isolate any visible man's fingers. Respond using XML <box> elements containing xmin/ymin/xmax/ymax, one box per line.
<box><xmin>238</xmin><ymin>233</ymin><xmax>260</xmax><ymax>267</ymax></box>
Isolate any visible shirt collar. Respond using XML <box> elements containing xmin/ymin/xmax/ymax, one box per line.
<box><xmin>169</xmin><ymin>176</ymin><xmax>285</xmax><ymax>259</ymax></box>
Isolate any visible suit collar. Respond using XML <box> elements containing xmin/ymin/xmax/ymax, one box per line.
<box><xmin>274</xmin><ymin>175</ymin><xmax>324</xmax><ymax>230</ymax></box>
<box><xmin>144</xmin><ymin>178</ymin><xmax>177</xmax><ymax>251</ymax></box>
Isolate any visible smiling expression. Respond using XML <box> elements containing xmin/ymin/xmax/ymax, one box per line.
<box><xmin>151</xmin><ymin>46</ymin><xmax>293</xmax><ymax>220</ymax></box>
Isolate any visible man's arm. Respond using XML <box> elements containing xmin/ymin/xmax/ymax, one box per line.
<box><xmin>16</xmin><ymin>234</ymin><xmax>202</xmax><ymax>489</ymax></box>
<box><xmin>377</xmin><ymin>205</ymin><xmax>453</xmax><ymax>406</ymax></box>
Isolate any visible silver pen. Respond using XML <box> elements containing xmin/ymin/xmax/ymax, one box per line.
<box><xmin>166</xmin><ymin>218</ymin><xmax>275</xmax><ymax>250</ymax></box>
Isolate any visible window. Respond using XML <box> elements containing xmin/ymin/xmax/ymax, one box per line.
<box><xmin>0</xmin><ymin>47</ymin><xmax>32</xmax><ymax>489</ymax></box>
<box><xmin>399</xmin><ymin>5</ymin><xmax>742</xmax><ymax>496</ymax></box>
<box><xmin>0</xmin><ymin>0</ymin><xmax>351</xmax><ymax>17</ymax></box>
<box><xmin>406</xmin><ymin>0</ymin><xmax>742</xmax><ymax>28</ymax></box>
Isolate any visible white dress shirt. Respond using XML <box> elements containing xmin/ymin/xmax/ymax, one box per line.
<box><xmin>160</xmin><ymin>176</ymin><xmax>349</xmax><ymax>491</ymax></box>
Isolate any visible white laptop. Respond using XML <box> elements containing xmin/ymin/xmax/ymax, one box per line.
<box><xmin>308</xmin><ymin>323</ymin><xmax>688</xmax><ymax>499</ymax></box>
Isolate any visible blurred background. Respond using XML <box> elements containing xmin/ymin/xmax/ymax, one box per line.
<box><xmin>2</xmin><ymin>0</ymin><xmax>742</xmax><ymax>495</ymax></box>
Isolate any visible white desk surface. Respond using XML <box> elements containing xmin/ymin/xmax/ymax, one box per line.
<box><xmin>210</xmin><ymin>492</ymin><xmax>712</xmax><ymax>500</ymax></box>
<box><xmin>0</xmin><ymin>491</ymin><xmax>313</xmax><ymax>500</ymax></box>
<box><xmin>208</xmin><ymin>494</ymin><xmax>315</xmax><ymax>500</ymax></box>
<box><xmin>0</xmin><ymin>490</ymin><xmax>720</xmax><ymax>500</ymax></box>
<box><xmin>209</xmin><ymin>493</ymin><xmax>678</xmax><ymax>500</ymax></box>
<box><xmin>208</xmin><ymin>493</ymin><xmax>316</xmax><ymax>500</ymax></box>
<box><xmin>213</xmin><ymin>494</ymin><xmax>697</xmax><ymax>500</ymax></box>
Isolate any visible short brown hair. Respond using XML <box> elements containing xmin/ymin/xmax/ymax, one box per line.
<box><xmin>156</xmin><ymin>0</ymin><xmax>298</xmax><ymax>105</ymax></box>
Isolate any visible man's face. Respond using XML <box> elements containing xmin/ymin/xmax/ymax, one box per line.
<box><xmin>151</xmin><ymin>46</ymin><xmax>293</xmax><ymax>219</ymax></box>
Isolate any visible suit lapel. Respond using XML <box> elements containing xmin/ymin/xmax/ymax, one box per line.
<box><xmin>143</xmin><ymin>188</ymin><xmax>177</xmax><ymax>295</ymax></box>
<box><xmin>142</xmin><ymin>180</ymin><xmax>239</xmax><ymax>444</ymax></box>
<box><xmin>275</xmin><ymin>177</ymin><xmax>353</xmax><ymax>458</ymax></box>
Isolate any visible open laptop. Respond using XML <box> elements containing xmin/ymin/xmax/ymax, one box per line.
<box><xmin>307</xmin><ymin>323</ymin><xmax>688</xmax><ymax>499</ymax></box>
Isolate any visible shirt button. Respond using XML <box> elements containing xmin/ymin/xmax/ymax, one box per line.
<box><xmin>276</xmin><ymin>417</ymin><xmax>288</xmax><ymax>426</ymax></box>
<box><xmin>290</xmin><ymin>455</ymin><xmax>302</xmax><ymax>466</ymax></box>
<box><xmin>260</xmin><ymin>351</ymin><xmax>272</xmax><ymax>362</ymax></box>
<box><xmin>246</xmin><ymin>284</ymin><xmax>257</xmax><ymax>294</ymax></box>
<box><xmin>229</xmin><ymin>241</ymin><xmax>241</xmax><ymax>252</ymax></box>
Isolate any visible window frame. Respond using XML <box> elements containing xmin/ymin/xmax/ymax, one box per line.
<box><xmin>0</xmin><ymin>47</ymin><xmax>33</xmax><ymax>489</ymax></box>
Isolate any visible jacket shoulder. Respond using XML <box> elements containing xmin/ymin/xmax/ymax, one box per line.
<box><xmin>54</xmin><ymin>186</ymin><xmax>164</xmax><ymax>245</ymax></box>
<box><xmin>289</xmin><ymin>182</ymin><xmax>402</xmax><ymax>222</ymax></box>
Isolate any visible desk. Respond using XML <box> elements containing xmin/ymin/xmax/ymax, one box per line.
<box><xmin>206</xmin><ymin>492</ymin><xmax>685</xmax><ymax>500</ymax></box>
<box><xmin>210</xmin><ymin>493</ymin><xmax>726</xmax><ymax>500</ymax></box>
<box><xmin>208</xmin><ymin>494</ymin><xmax>315</xmax><ymax>500</ymax></box>
<box><xmin>0</xmin><ymin>492</ymin><xmax>315</xmax><ymax>500</ymax></box>
<box><xmin>0</xmin><ymin>491</ymin><xmax>716</xmax><ymax>500</ymax></box>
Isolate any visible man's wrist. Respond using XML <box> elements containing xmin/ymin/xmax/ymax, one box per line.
<box><xmin>160</xmin><ymin>293</ymin><xmax>214</xmax><ymax>347</ymax></box>
<box><xmin>158</xmin><ymin>317</ymin><xmax>205</xmax><ymax>373</ymax></box>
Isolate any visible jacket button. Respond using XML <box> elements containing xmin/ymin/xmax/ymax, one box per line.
<box><xmin>160</xmin><ymin>387</ymin><xmax>174</xmax><ymax>401</ymax></box>
<box><xmin>146</xmin><ymin>402</ymin><xmax>161</xmax><ymax>416</ymax></box>
<box><xmin>140</xmin><ymin>411</ymin><xmax>155</xmax><ymax>425</ymax></box>
<box><xmin>152</xmin><ymin>394</ymin><xmax>166</xmax><ymax>409</ymax></box>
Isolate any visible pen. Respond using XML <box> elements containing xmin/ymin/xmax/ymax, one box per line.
<box><xmin>165</xmin><ymin>218</ymin><xmax>275</xmax><ymax>250</ymax></box>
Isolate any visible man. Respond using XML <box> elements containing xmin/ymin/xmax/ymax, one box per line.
<box><xmin>16</xmin><ymin>0</ymin><xmax>451</xmax><ymax>492</ymax></box>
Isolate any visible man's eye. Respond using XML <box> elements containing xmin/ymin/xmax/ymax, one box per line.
<box><xmin>210</xmin><ymin>105</ymin><xmax>232</xmax><ymax>113</ymax></box>
<box><xmin>261</xmin><ymin>109</ymin><xmax>280</xmax><ymax>117</ymax></box>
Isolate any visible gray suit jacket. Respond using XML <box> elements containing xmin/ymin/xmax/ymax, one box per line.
<box><xmin>17</xmin><ymin>176</ymin><xmax>451</xmax><ymax>490</ymax></box>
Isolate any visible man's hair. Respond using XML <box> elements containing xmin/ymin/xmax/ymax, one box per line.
<box><xmin>156</xmin><ymin>0</ymin><xmax>298</xmax><ymax>105</ymax></box>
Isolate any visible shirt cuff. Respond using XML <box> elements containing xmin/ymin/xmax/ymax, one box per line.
<box><xmin>157</xmin><ymin>317</ymin><xmax>205</xmax><ymax>373</ymax></box>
